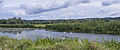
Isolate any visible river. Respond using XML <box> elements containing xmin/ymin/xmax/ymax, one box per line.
<box><xmin>0</xmin><ymin>28</ymin><xmax>120</xmax><ymax>41</ymax></box>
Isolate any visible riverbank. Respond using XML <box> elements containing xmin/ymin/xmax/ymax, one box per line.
<box><xmin>0</xmin><ymin>36</ymin><xmax>119</xmax><ymax>50</ymax></box>
<box><xmin>0</xmin><ymin>24</ymin><xmax>47</xmax><ymax>28</ymax></box>
<box><xmin>46</xmin><ymin>20</ymin><xmax>120</xmax><ymax>34</ymax></box>
<box><xmin>0</xmin><ymin>24</ymin><xmax>35</xmax><ymax>28</ymax></box>
<box><xmin>0</xmin><ymin>20</ymin><xmax>120</xmax><ymax>35</ymax></box>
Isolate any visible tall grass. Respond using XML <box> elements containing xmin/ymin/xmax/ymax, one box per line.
<box><xmin>0</xmin><ymin>36</ymin><xmax>120</xmax><ymax>50</ymax></box>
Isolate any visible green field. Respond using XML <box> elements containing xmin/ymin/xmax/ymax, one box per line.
<box><xmin>34</xmin><ymin>24</ymin><xmax>49</xmax><ymax>28</ymax></box>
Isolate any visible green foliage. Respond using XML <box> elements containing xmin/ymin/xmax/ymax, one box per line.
<box><xmin>46</xmin><ymin>19</ymin><xmax>120</xmax><ymax>34</ymax></box>
<box><xmin>0</xmin><ymin>17</ymin><xmax>24</xmax><ymax>24</ymax></box>
<box><xmin>0</xmin><ymin>36</ymin><xmax>120</xmax><ymax>50</ymax></box>
<box><xmin>24</xmin><ymin>19</ymin><xmax>83</xmax><ymax>24</ymax></box>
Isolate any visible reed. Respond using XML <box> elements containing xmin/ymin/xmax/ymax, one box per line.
<box><xmin>0</xmin><ymin>36</ymin><xmax>120</xmax><ymax>50</ymax></box>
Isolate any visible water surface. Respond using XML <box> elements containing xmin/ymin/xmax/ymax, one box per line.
<box><xmin>0</xmin><ymin>28</ymin><xmax>120</xmax><ymax>41</ymax></box>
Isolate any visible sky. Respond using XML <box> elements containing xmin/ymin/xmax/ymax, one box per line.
<box><xmin>0</xmin><ymin>0</ymin><xmax>120</xmax><ymax>20</ymax></box>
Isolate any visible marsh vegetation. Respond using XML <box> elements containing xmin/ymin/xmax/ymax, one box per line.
<box><xmin>0</xmin><ymin>36</ymin><xmax>120</xmax><ymax>50</ymax></box>
<box><xmin>46</xmin><ymin>19</ymin><xmax>120</xmax><ymax>34</ymax></box>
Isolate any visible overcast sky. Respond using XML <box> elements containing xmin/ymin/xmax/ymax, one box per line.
<box><xmin>0</xmin><ymin>0</ymin><xmax>120</xmax><ymax>20</ymax></box>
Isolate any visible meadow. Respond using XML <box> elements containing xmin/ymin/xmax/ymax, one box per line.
<box><xmin>34</xmin><ymin>24</ymin><xmax>53</xmax><ymax>28</ymax></box>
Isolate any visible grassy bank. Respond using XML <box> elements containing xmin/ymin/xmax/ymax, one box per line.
<box><xmin>34</xmin><ymin>24</ymin><xmax>53</xmax><ymax>28</ymax></box>
<box><xmin>0</xmin><ymin>24</ymin><xmax>47</xmax><ymax>28</ymax></box>
<box><xmin>0</xmin><ymin>24</ymin><xmax>35</xmax><ymax>28</ymax></box>
<box><xmin>0</xmin><ymin>36</ymin><xmax>120</xmax><ymax>50</ymax></box>
<box><xmin>46</xmin><ymin>20</ymin><xmax>120</xmax><ymax>34</ymax></box>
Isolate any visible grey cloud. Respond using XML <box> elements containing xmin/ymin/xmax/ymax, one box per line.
<box><xmin>21</xmin><ymin>4</ymin><xmax>69</xmax><ymax>14</ymax></box>
<box><xmin>0</xmin><ymin>0</ymin><xmax>3</xmax><ymax>4</ymax></box>
<box><xmin>102</xmin><ymin>0</ymin><xmax>120</xmax><ymax>6</ymax></box>
<box><xmin>0</xmin><ymin>0</ymin><xmax>3</xmax><ymax>7</ymax></box>
<box><xmin>21</xmin><ymin>0</ymin><xmax>90</xmax><ymax>14</ymax></box>
<box><xmin>109</xmin><ymin>13</ymin><xmax>118</xmax><ymax>16</ymax></box>
<box><xmin>102</xmin><ymin>2</ymin><xmax>112</xmax><ymax>6</ymax></box>
<box><xmin>0</xmin><ymin>0</ymin><xmax>2</xmax><ymax>3</ymax></box>
<box><xmin>79</xmin><ymin>0</ymin><xmax>90</xmax><ymax>3</ymax></box>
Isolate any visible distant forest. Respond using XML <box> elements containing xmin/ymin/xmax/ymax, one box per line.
<box><xmin>0</xmin><ymin>17</ymin><xmax>120</xmax><ymax>24</ymax></box>
<box><xmin>0</xmin><ymin>17</ymin><xmax>84</xmax><ymax>24</ymax></box>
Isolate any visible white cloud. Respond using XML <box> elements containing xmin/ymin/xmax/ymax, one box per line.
<box><xmin>0</xmin><ymin>0</ymin><xmax>120</xmax><ymax>20</ymax></box>
<box><xmin>11</xmin><ymin>10</ymin><xmax>26</xmax><ymax>16</ymax></box>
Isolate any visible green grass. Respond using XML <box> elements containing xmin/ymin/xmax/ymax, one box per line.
<box><xmin>34</xmin><ymin>24</ymin><xmax>46</xmax><ymax>28</ymax></box>
<box><xmin>34</xmin><ymin>24</ymin><xmax>53</xmax><ymax>28</ymax></box>
<box><xmin>0</xmin><ymin>36</ymin><xmax>120</xmax><ymax>50</ymax></box>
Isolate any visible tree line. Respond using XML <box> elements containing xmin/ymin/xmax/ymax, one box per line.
<box><xmin>24</xmin><ymin>19</ymin><xmax>84</xmax><ymax>24</ymax></box>
<box><xmin>0</xmin><ymin>17</ymin><xmax>24</xmax><ymax>24</ymax></box>
<box><xmin>0</xmin><ymin>17</ymin><xmax>85</xmax><ymax>24</ymax></box>
<box><xmin>0</xmin><ymin>17</ymin><xmax>119</xmax><ymax>24</ymax></box>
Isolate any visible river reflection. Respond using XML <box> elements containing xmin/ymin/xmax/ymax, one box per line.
<box><xmin>0</xmin><ymin>28</ymin><xmax>120</xmax><ymax>42</ymax></box>
<box><xmin>0</xmin><ymin>28</ymin><xmax>35</xmax><ymax>34</ymax></box>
